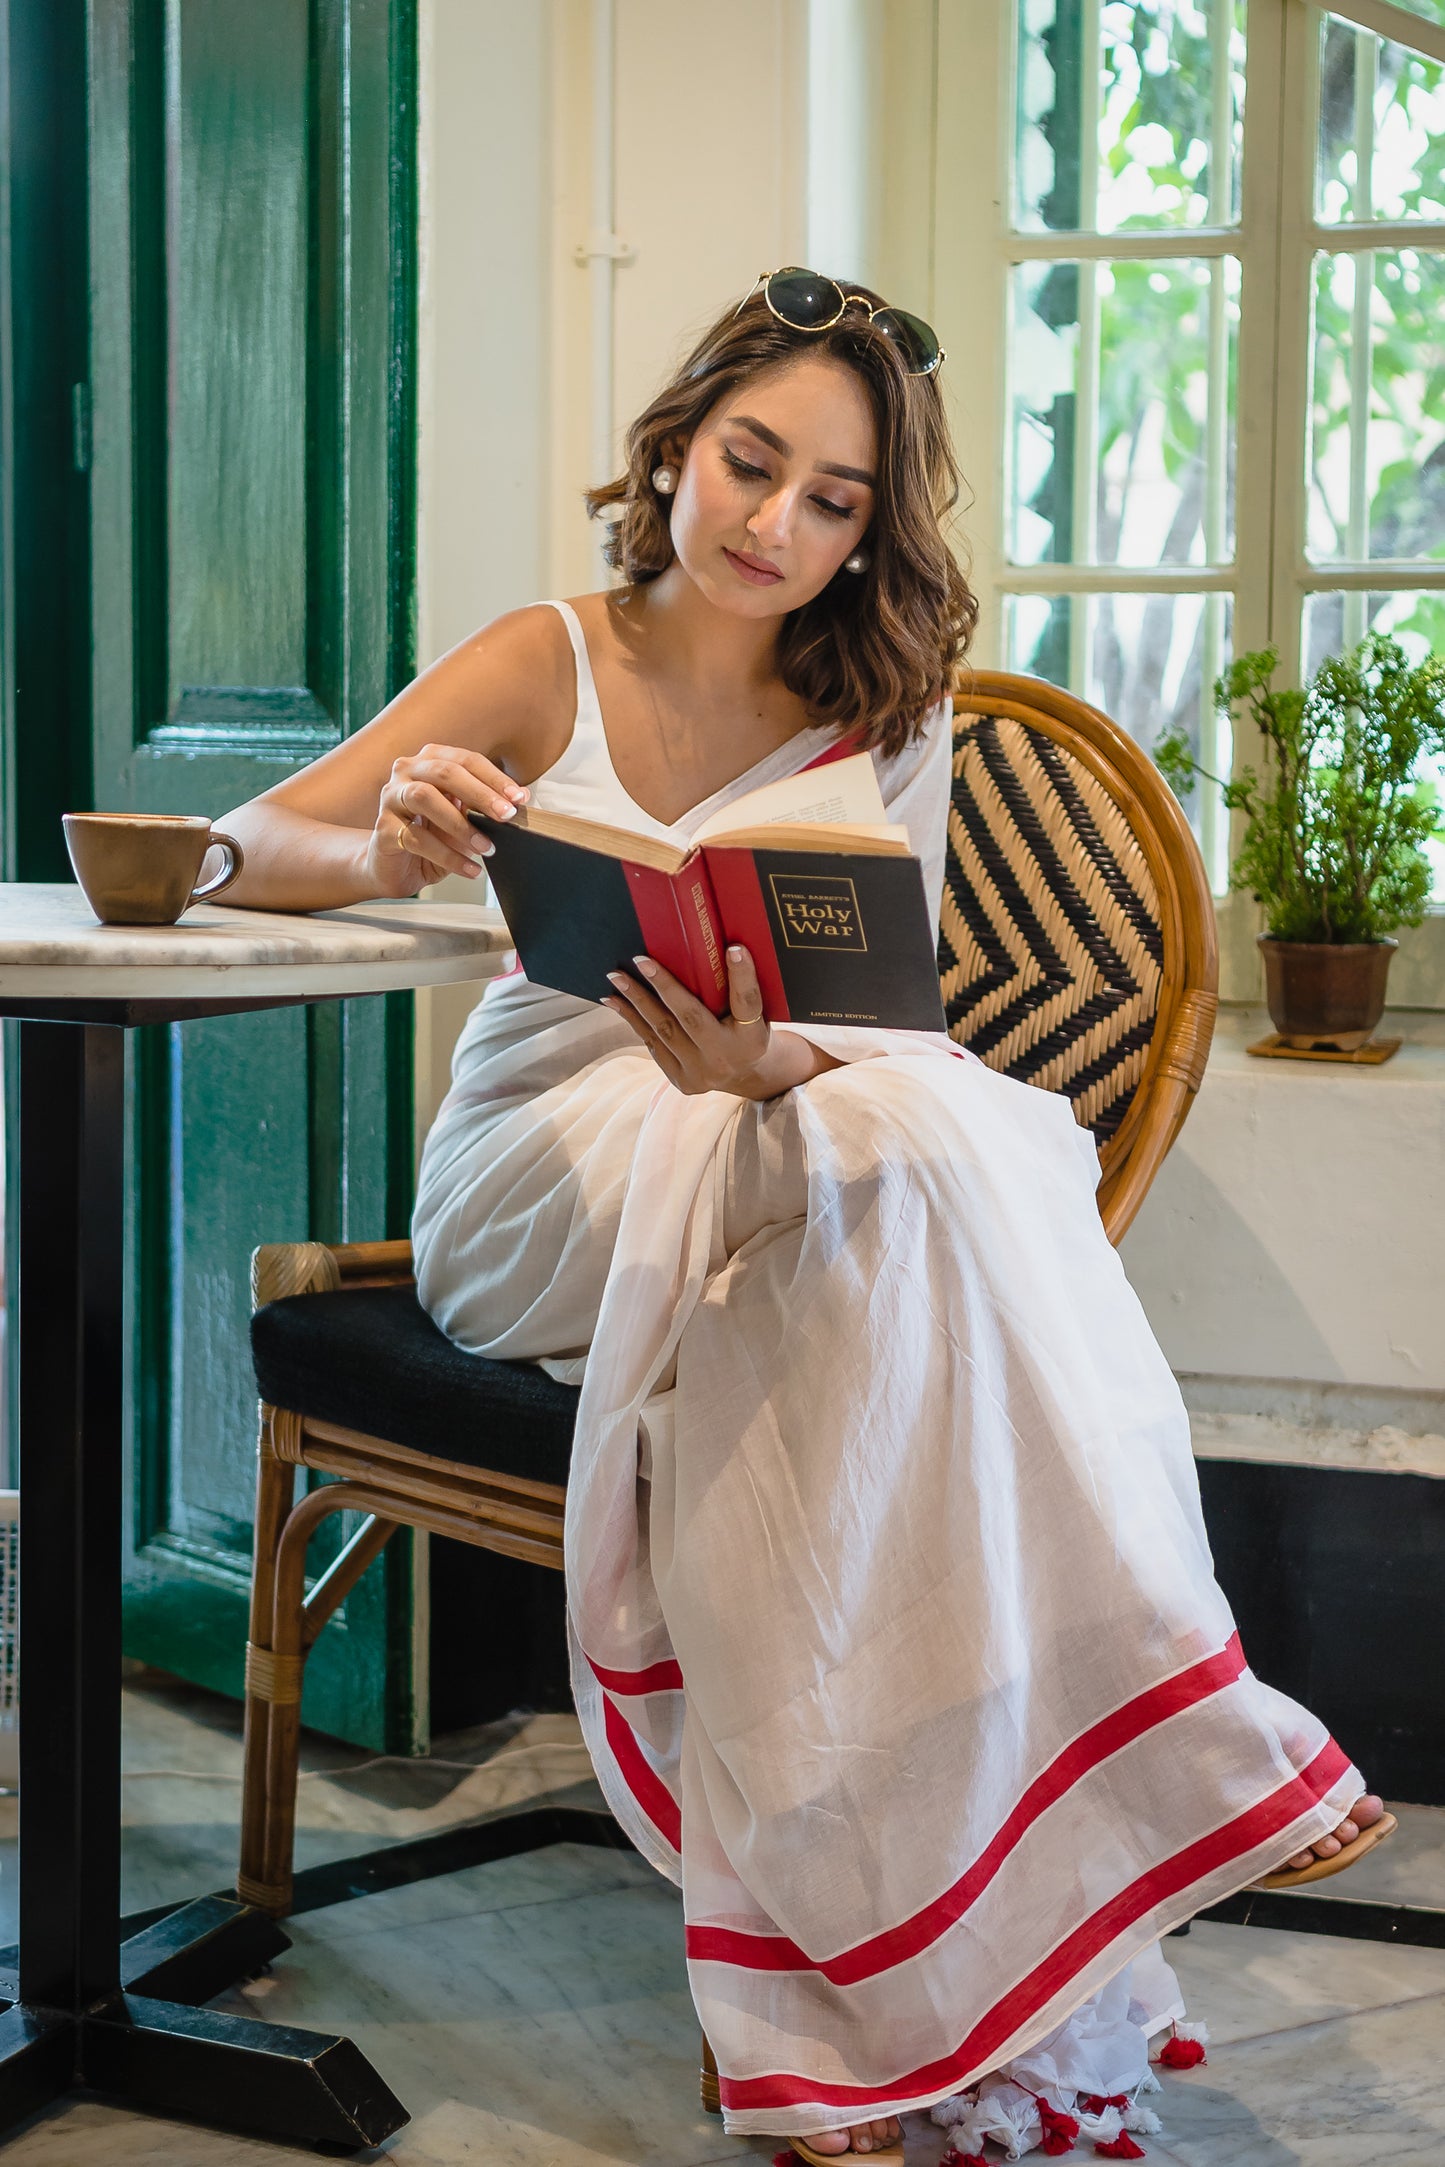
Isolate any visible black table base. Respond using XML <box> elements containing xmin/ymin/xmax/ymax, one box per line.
<box><xmin>0</xmin><ymin>1898</ymin><xmax>405</xmax><ymax>2149</ymax></box>
<box><xmin>7</xmin><ymin>1017</ymin><xmax>408</xmax><ymax>2150</ymax></box>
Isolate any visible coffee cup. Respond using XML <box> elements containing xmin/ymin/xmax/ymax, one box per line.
<box><xmin>62</xmin><ymin>813</ymin><xmax>245</xmax><ymax>925</ymax></box>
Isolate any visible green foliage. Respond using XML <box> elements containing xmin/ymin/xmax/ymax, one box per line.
<box><xmin>1156</xmin><ymin>636</ymin><xmax>1445</xmax><ymax>941</ymax></box>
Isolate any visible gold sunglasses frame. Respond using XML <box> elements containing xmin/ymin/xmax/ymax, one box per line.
<box><xmin>737</xmin><ymin>267</ymin><xmax>945</xmax><ymax>377</ymax></box>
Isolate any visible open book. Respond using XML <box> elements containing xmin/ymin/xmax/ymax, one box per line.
<box><xmin>469</xmin><ymin>751</ymin><xmax>946</xmax><ymax>1031</ymax></box>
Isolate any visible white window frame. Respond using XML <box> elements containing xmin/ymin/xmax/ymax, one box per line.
<box><xmin>932</xmin><ymin>0</ymin><xmax>1445</xmax><ymax>1006</ymax></box>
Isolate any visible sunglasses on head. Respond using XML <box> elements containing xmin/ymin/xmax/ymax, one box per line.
<box><xmin>737</xmin><ymin>266</ymin><xmax>945</xmax><ymax>378</ymax></box>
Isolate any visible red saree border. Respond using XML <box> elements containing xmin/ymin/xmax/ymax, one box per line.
<box><xmin>687</xmin><ymin>1634</ymin><xmax>1249</xmax><ymax>1985</ymax></box>
<box><xmin>715</xmin><ymin>1736</ymin><xmax>1351</xmax><ymax>2113</ymax></box>
<box><xmin>588</xmin><ymin>1655</ymin><xmax>685</xmax><ymax>1696</ymax></box>
<box><xmin>598</xmin><ymin>1684</ymin><xmax>682</xmax><ymax>1854</ymax></box>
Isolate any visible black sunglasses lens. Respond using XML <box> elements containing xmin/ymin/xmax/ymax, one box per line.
<box><xmin>765</xmin><ymin>268</ymin><xmax>844</xmax><ymax>329</ymax></box>
<box><xmin>871</xmin><ymin>307</ymin><xmax>942</xmax><ymax>375</ymax></box>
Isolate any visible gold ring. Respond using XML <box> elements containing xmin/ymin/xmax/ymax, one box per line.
<box><xmin>396</xmin><ymin>822</ymin><xmax>410</xmax><ymax>851</ymax></box>
<box><xmin>732</xmin><ymin>1006</ymin><xmax>764</xmax><ymax>1026</ymax></box>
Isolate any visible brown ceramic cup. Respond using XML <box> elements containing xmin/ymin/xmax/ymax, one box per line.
<box><xmin>62</xmin><ymin>813</ymin><xmax>245</xmax><ymax>925</ymax></box>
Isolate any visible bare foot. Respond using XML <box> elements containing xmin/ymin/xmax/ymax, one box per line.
<box><xmin>797</xmin><ymin>2114</ymin><xmax>902</xmax><ymax>2155</ymax></box>
<box><xmin>1281</xmin><ymin>1790</ymin><xmax>1385</xmax><ymax>1872</ymax></box>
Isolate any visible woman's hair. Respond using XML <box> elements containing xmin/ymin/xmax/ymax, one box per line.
<box><xmin>586</xmin><ymin>279</ymin><xmax>976</xmax><ymax>758</ymax></box>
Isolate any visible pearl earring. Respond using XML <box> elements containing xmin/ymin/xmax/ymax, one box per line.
<box><xmin>651</xmin><ymin>465</ymin><xmax>677</xmax><ymax>495</ymax></box>
<box><xmin>844</xmin><ymin>548</ymin><xmax>870</xmax><ymax>574</ymax></box>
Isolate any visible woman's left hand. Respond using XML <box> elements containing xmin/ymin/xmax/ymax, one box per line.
<box><xmin>603</xmin><ymin>945</ymin><xmax>832</xmax><ymax>1100</ymax></box>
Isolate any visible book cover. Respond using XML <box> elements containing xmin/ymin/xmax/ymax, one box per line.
<box><xmin>705</xmin><ymin>845</ymin><xmax>945</xmax><ymax>1030</ymax></box>
<box><xmin>477</xmin><ymin>818</ymin><xmax>946</xmax><ymax>1033</ymax></box>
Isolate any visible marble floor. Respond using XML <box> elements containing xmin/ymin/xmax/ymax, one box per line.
<box><xmin>1</xmin><ymin>1671</ymin><xmax>1442</xmax><ymax>2164</ymax></box>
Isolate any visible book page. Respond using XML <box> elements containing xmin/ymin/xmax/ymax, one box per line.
<box><xmin>703</xmin><ymin>821</ymin><xmax>910</xmax><ymax>856</ymax></box>
<box><xmin>691</xmin><ymin>750</ymin><xmax>887</xmax><ymax>844</ymax></box>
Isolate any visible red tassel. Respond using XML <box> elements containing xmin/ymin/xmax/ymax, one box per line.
<box><xmin>941</xmin><ymin>2152</ymin><xmax>991</xmax><ymax>2167</ymax></box>
<box><xmin>1158</xmin><ymin>2034</ymin><xmax>1206</xmax><ymax>2070</ymax></box>
<box><xmin>1094</xmin><ymin>2137</ymin><xmax>1147</xmax><ymax>2160</ymax></box>
<box><xmin>1037</xmin><ymin>2097</ymin><xmax>1081</xmax><ymax>2154</ymax></box>
<box><xmin>772</xmin><ymin>2153</ymin><xmax>794</xmax><ymax>2164</ymax></box>
<box><xmin>1080</xmin><ymin>2093</ymin><xmax>1130</xmax><ymax>2114</ymax></box>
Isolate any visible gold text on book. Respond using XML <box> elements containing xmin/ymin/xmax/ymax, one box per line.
<box><xmin>769</xmin><ymin>875</ymin><xmax>867</xmax><ymax>953</ymax></box>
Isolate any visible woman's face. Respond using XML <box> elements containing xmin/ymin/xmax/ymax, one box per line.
<box><xmin>665</xmin><ymin>355</ymin><xmax>877</xmax><ymax>620</ymax></box>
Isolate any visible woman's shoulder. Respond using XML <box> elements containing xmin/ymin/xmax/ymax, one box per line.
<box><xmin>470</xmin><ymin>594</ymin><xmax>619</xmax><ymax>683</ymax></box>
<box><xmin>446</xmin><ymin>600</ymin><xmax>584</xmax><ymax>717</ymax></box>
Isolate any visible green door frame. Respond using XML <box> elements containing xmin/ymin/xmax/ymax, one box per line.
<box><xmin>1</xmin><ymin>0</ymin><xmax>425</xmax><ymax>1751</ymax></box>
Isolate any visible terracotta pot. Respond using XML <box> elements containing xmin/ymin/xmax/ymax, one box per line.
<box><xmin>1257</xmin><ymin>935</ymin><xmax>1398</xmax><ymax>1051</ymax></box>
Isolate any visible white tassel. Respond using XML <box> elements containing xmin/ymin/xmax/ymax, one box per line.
<box><xmin>1123</xmin><ymin>2103</ymin><xmax>1164</xmax><ymax>2134</ymax></box>
<box><xmin>1077</xmin><ymin>2107</ymin><xmax>1125</xmax><ymax>2144</ymax></box>
<box><xmin>930</xmin><ymin>2094</ymin><xmax>971</xmax><ymax>2129</ymax></box>
<box><xmin>1173</xmin><ymin>2020</ymin><xmax>1210</xmax><ymax>2045</ymax></box>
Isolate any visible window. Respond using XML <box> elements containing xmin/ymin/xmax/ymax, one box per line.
<box><xmin>936</xmin><ymin>0</ymin><xmax>1445</xmax><ymax>983</ymax></box>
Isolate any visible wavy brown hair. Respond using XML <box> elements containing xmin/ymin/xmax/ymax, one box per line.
<box><xmin>585</xmin><ymin>279</ymin><xmax>976</xmax><ymax>759</ymax></box>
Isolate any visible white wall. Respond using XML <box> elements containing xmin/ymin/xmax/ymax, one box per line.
<box><xmin>417</xmin><ymin>0</ymin><xmax>554</xmax><ymax>661</ymax></box>
<box><xmin>1122</xmin><ymin>1010</ymin><xmax>1445</xmax><ymax>1403</ymax></box>
<box><xmin>414</xmin><ymin>0</ymin><xmax>558</xmax><ymax>1134</ymax></box>
<box><xmin>414</xmin><ymin>0</ymin><xmax>819</xmax><ymax>1139</ymax></box>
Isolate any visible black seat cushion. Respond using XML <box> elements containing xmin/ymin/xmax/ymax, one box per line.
<box><xmin>251</xmin><ymin>1283</ymin><xmax>579</xmax><ymax>1487</ymax></box>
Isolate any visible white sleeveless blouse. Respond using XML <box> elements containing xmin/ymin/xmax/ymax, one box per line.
<box><xmin>531</xmin><ymin>599</ymin><xmax>842</xmax><ymax>844</ymax></box>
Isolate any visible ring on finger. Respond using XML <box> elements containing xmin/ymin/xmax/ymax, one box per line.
<box><xmin>395</xmin><ymin>821</ymin><xmax>410</xmax><ymax>851</ymax></box>
<box><xmin>732</xmin><ymin>1005</ymin><xmax>764</xmax><ymax>1026</ymax></box>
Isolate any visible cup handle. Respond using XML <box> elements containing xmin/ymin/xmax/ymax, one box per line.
<box><xmin>191</xmin><ymin>831</ymin><xmax>245</xmax><ymax>903</ymax></box>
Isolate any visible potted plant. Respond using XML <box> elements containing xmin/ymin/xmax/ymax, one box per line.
<box><xmin>1156</xmin><ymin>635</ymin><xmax>1445</xmax><ymax>1050</ymax></box>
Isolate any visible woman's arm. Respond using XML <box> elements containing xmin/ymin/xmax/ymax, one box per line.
<box><xmin>215</xmin><ymin>606</ymin><xmax>575</xmax><ymax>912</ymax></box>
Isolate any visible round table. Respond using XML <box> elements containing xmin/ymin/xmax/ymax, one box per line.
<box><xmin>0</xmin><ymin>886</ymin><xmax>510</xmax><ymax>2149</ymax></box>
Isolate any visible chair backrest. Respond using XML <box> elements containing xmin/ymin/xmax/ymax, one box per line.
<box><xmin>939</xmin><ymin>670</ymin><xmax>1218</xmax><ymax>1243</ymax></box>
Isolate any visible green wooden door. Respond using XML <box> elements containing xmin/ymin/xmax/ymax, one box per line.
<box><xmin>83</xmin><ymin>0</ymin><xmax>421</xmax><ymax>1750</ymax></box>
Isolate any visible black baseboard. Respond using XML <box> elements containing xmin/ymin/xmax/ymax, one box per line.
<box><xmin>427</xmin><ymin>1534</ymin><xmax>572</xmax><ymax>1734</ymax></box>
<box><xmin>1197</xmin><ymin>1456</ymin><xmax>1445</xmax><ymax>1804</ymax></box>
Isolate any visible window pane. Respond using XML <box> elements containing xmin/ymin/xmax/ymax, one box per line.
<box><xmin>1316</xmin><ymin>15</ymin><xmax>1445</xmax><ymax>223</ymax></box>
<box><xmin>1308</xmin><ymin>249</ymin><xmax>1445</xmax><ymax>562</ymax></box>
<box><xmin>1015</xmin><ymin>0</ymin><xmax>1244</xmax><ymax>232</ymax></box>
<box><xmin>1303</xmin><ymin>591</ymin><xmax>1445</xmax><ymax>898</ymax></box>
<box><xmin>1381</xmin><ymin>0</ymin><xmax>1445</xmax><ymax>29</ymax></box>
<box><xmin>1009</xmin><ymin>257</ymin><xmax>1237</xmax><ymax>566</ymax></box>
<box><xmin>1004</xmin><ymin>591</ymin><xmax>1232</xmax><ymax>886</ymax></box>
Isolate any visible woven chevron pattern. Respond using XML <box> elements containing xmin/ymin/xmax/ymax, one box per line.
<box><xmin>937</xmin><ymin>710</ymin><xmax>1165</xmax><ymax>1141</ymax></box>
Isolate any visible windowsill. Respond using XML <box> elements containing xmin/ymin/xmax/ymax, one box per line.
<box><xmin>1204</xmin><ymin>1001</ymin><xmax>1445</xmax><ymax>1073</ymax></box>
<box><xmin>1188</xmin><ymin>1399</ymin><xmax>1445</xmax><ymax>1482</ymax></box>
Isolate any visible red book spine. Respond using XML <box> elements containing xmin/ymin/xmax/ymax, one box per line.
<box><xmin>674</xmin><ymin>858</ymin><xmax>729</xmax><ymax>1013</ymax></box>
<box><xmin>702</xmin><ymin>848</ymin><xmax>790</xmax><ymax>1021</ymax></box>
<box><xmin>622</xmin><ymin>861</ymin><xmax>730</xmax><ymax>1015</ymax></box>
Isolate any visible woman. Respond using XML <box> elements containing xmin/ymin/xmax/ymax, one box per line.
<box><xmin>220</xmin><ymin>272</ymin><xmax>1386</xmax><ymax>2163</ymax></box>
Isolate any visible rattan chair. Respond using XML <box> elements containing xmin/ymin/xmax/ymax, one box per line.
<box><xmin>239</xmin><ymin>671</ymin><xmax>1217</xmax><ymax>2104</ymax></box>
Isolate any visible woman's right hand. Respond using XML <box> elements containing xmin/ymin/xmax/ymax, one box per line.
<box><xmin>364</xmin><ymin>743</ymin><xmax>530</xmax><ymax>897</ymax></box>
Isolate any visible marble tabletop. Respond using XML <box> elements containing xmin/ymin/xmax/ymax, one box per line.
<box><xmin>0</xmin><ymin>885</ymin><xmax>512</xmax><ymax>1000</ymax></box>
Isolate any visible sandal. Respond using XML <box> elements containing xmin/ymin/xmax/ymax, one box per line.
<box><xmin>1251</xmin><ymin>1809</ymin><xmax>1397</xmax><ymax>1890</ymax></box>
<box><xmin>787</xmin><ymin>2138</ymin><xmax>904</xmax><ymax>2166</ymax></box>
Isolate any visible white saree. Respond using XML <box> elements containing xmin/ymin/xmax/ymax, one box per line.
<box><xmin>412</xmin><ymin>608</ymin><xmax>1361</xmax><ymax>2144</ymax></box>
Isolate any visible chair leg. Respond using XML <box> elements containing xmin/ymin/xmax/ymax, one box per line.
<box><xmin>238</xmin><ymin>1408</ymin><xmax>297</xmax><ymax>1915</ymax></box>
<box><xmin>253</xmin><ymin>1480</ymin><xmax>401</xmax><ymax>1918</ymax></box>
<box><xmin>700</xmin><ymin>2029</ymin><xmax>722</xmax><ymax>2114</ymax></box>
